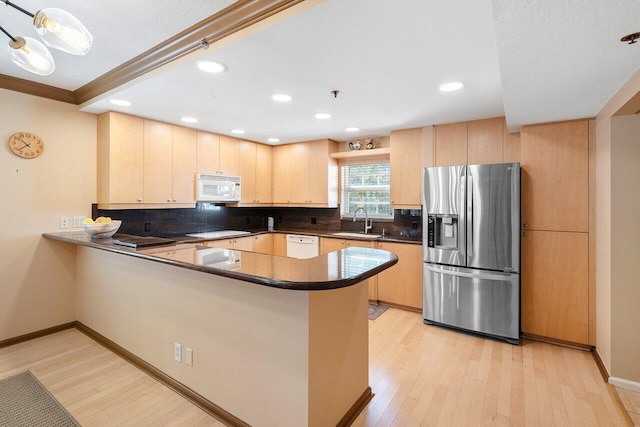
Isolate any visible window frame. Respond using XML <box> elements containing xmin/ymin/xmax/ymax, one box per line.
<box><xmin>339</xmin><ymin>159</ymin><xmax>394</xmax><ymax>221</ymax></box>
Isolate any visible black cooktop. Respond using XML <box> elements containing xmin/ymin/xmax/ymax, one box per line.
<box><xmin>112</xmin><ymin>235</ymin><xmax>176</xmax><ymax>248</ymax></box>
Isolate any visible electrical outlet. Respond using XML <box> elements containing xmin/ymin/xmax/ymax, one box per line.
<box><xmin>185</xmin><ymin>348</ymin><xmax>193</xmax><ymax>366</ymax></box>
<box><xmin>73</xmin><ymin>216</ymin><xmax>84</xmax><ymax>228</ymax></box>
<box><xmin>60</xmin><ymin>217</ymin><xmax>69</xmax><ymax>229</ymax></box>
<box><xmin>174</xmin><ymin>343</ymin><xmax>182</xmax><ymax>362</ymax></box>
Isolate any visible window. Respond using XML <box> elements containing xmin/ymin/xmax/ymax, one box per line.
<box><xmin>340</xmin><ymin>162</ymin><xmax>393</xmax><ymax>219</ymax></box>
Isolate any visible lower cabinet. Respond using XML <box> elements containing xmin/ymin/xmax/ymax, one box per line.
<box><xmin>320</xmin><ymin>237</ymin><xmax>378</xmax><ymax>301</ymax></box>
<box><xmin>376</xmin><ymin>241</ymin><xmax>422</xmax><ymax>310</ymax></box>
<box><xmin>204</xmin><ymin>236</ymin><xmax>254</xmax><ymax>251</ymax></box>
<box><xmin>522</xmin><ymin>230</ymin><xmax>589</xmax><ymax>344</ymax></box>
<box><xmin>272</xmin><ymin>233</ymin><xmax>288</xmax><ymax>257</ymax></box>
<box><xmin>252</xmin><ymin>234</ymin><xmax>273</xmax><ymax>255</ymax></box>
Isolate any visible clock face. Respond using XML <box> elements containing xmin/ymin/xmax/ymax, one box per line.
<box><xmin>8</xmin><ymin>132</ymin><xmax>44</xmax><ymax>159</ymax></box>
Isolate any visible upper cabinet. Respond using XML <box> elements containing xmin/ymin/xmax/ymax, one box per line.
<box><xmin>272</xmin><ymin>139</ymin><xmax>338</xmax><ymax>207</ymax></box>
<box><xmin>97</xmin><ymin>112</ymin><xmax>144</xmax><ymax>207</ymax></box>
<box><xmin>390</xmin><ymin>128</ymin><xmax>423</xmax><ymax>209</ymax></box>
<box><xmin>434</xmin><ymin>117</ymin><xmax>520</xmax><ymax>166</ymax></box>
<box><xmin>196</xmin><ymin>131</ymin><xmax>240</xmax><ymax>176</ymax></box>
<box><xmin>435</xmin><ymin>122</ymin><xmax>468</xmax><ymax>166</ymax></box>
<box><xmin>521</xmin><ymin>120</ymin><xmax>589</xmax><ymax>232</ymax></box>
<box><xmin>467</xmin><ymin>117</ymin><xmax>504</xmax><ymax>165</ymax></box>
<box><xmin>238</xmin><ymin>140</ymin><xmax>272</xmax><ymax>205</ymax></box>
<box><xmin>98</xmin><ymin>112</ymin><xmax>196</xmax><ymax>209</ymax></box>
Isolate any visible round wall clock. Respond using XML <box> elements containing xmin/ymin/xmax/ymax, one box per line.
<box><xmin>8</xmin><ymin>132</ymin><xmax>45</xmax><ymax>159</ymax></box>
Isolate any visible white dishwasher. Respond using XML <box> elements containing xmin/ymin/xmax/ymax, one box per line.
<box><xmin>286</xmin><ymin>234</ymin><xmax>319</xmax><ymax>259</ymax></box>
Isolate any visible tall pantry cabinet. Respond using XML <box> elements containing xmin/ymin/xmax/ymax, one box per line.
<box><xmin>520</xmin><ymin>120</ymin><xmax>594</xmax><ymax>346</ymax></box>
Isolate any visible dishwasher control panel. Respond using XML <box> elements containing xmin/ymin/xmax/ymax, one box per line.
<box><xmin>286</xmin><ymin>234</ymin><xmax>320</xmax><ymax>259</ymax></box>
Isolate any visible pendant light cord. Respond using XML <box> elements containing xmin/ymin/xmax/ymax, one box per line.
<box><xmin>0</xmin><ymin>25</ymin><xmax>17</xmax><ymax>42</ymax></box>
<box><xmin>3</xmin><ymin>1</ymin><xmax>35</xmax><ymax>18</ymax></box>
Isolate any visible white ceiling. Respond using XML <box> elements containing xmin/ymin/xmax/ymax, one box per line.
<box><xmin>3</xmin><ymin>0</ymin><xmax>640</xmax><ymax>143</ymax></box>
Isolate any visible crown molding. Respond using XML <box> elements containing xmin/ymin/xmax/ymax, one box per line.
<box><xmin>0</xmin><ymin>73</ymin><xmax>76</xmax><ymax>104</ymax></box>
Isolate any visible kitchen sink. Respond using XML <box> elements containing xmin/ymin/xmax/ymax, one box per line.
<box><xmin>331</xmin><ymin>232</ymin><xmax>381</xmax><ymax>239</ymax></box>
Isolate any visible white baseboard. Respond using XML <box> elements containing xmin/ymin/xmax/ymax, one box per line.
<box><xmin>609</xmin><ymin>376</ymin><xmax>640</xmax><ymax>393</ymax></box>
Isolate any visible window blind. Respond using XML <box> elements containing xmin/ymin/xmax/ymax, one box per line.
<box><xmin>340</xmin><ymin>162</ymin><xmax>393</xmax><ymax>218</ymax></box>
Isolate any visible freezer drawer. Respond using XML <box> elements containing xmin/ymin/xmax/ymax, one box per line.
<box><xmin>423</xmin><ymin>263</ymin><xmax>520</xmax><ymax>342</ymax></box>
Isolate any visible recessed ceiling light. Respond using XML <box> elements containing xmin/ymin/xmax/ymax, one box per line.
<box><xmin>439</xmin><ymin>81</ymin><xmax>464</xmax><ymax>92</ymax></box>
<box><xmin>267</xmin><ymin>138</ymin><xmax>280</xmax><ymax>143</ymax></box>
<box><xmin>197</xmin><ymin>61</ymin><xmax>225</xmax><ymax>73</ymax></box>
<box><xmin>231</xmin><ymin>129</ymin><xmax>245</xmax><ymax>134</ymax></box>
<box><xmin>109</xmin><ymin>99</ymin><xmax>132</xmax><ymax>107</ymax></box>
<box><xmin>345</xmin><ymin>127</ymin><xmax>360</xmax><ymax>132</ymax></box>
<box><xmin>314</xmin><ymin>113</ymin><xmax>332</xmax><ymax>119</ymax></box>
<box><xmin>181</xmin><ymin>117</ymin><xmax>198</xmax><ymax>123</ymax></box>
<box><xmin>272</xmin><ymin>93</ymin><xmax>293</xmax><ymax>102</ymax></box>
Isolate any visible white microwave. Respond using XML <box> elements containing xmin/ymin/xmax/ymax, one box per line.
<box><xmin>196</xmin><ymin>173</ymin><xmax>241</xmax><ymax>202</ymax></box>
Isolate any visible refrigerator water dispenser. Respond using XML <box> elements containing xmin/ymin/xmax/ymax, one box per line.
<box><xmin>427</xmin><ymin>214</ymin><xmax>458</xmax><ymax>249</ymax></box>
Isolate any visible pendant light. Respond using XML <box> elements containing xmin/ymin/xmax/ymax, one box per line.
<box><xmin>0</xmin><ymin>0</ymin><xmax>92</xmax><ymax>75</ymax></box>
<box><xmin>7</xmin><ymin>35</ymin><xmax>56</xmax><ymax>76</ymax></box>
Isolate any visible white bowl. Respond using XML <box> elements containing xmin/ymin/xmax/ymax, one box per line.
<box><xmin>81</xmin><ymin>220</ymin><xmax>122</xmax><ymax>238</ymax></box>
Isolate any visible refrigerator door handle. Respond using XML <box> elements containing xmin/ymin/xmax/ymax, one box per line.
<box><xmin>459</xmin><ymin>167</ymin><xmax>466</xmax><ymax>259</ymax></box>
<box><xmin>467</xmin><ymin>172</ymin><xmax>473</xmax><ymax>262</ymax></box>
<box><xmin>424</xmin><ymin>263</ymin><xmax>515</xmax><ymax>282</ymax></box>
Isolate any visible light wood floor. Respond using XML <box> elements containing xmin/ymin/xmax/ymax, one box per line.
<box><xmin>0</xmin><ymin>310</ymin><xmax>632</xmax><ymax>426</ymax></box>
<box><xmin>353</xmin><ymin>308</ymin><xmax>631</xmax><ymax>426</ymax></box>
<box><xmin>0</xmin><ymin>329</ymin><xmax>223</xmax><ymax>426</ymax></box>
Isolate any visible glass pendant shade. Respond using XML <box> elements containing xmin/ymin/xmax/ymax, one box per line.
<box><xmin>8</xmin><ymin>36</ymin><xmax>55</xmax><ymax>76</ymax></box>
<box><xmin>33</xmin><ymin>8</ymin><xmax>93</xmax><ymax>55</ymax></box>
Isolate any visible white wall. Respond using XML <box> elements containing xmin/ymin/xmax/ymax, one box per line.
<box><xmin>0</xmin><ymin>89</ymin><xmax>96</xmax><ymax>341</ymax></box>
<box><xmin>595</xmin><ymin>68</ymin><xmax>640</xmax><ymax>381</ymax></box>
<box><xmin>610</xmin><ymin>114</ymin><xmax>640</xmax><ymax>384</ymax></box>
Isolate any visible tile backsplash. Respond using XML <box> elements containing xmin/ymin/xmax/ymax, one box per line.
<box><xmin>93</xmin><ymin>204</ymin><xmax>421</xmax><ymax>238</ymax></box>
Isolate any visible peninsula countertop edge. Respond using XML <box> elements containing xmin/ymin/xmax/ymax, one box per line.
<box><xmin>43</xmin><ymin>232</ymin><xmax>399</xmax><ymax>291</ymax></box>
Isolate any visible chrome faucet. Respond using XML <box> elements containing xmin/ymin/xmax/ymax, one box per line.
<box><xmin>353</xmin><ymin>207</ymin><xmax>373</xmax><ymax>234</ymax></box>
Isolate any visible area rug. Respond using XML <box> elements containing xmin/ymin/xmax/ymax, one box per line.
<box><xmin>0</xmin><ymin>370</ymin><xmax>80</xmax><ymax>427</ymax></box>
<box><xmin>368</xmin><ymin>303</ymin><xmax>389</xmax><ymax>320</ymax></box>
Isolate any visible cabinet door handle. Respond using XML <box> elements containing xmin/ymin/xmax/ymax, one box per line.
<box><xmin>523</xmin><ymin>223</ymin><xmax>528</xmax><ymax>228</ymax></box>
<box><xmin>138</xmin><ymin>198</ymin><xmax>143</xmax><ymax>202</ymax></box>
<box><xmin>167</xmin><ymin>198</ymin><xmax>171</xmax><ymax>202</ymax></box>
<box><xmin>523</xmin><ymin>232</ymin><xmax>528</xmax><ymax>237</ymax></box>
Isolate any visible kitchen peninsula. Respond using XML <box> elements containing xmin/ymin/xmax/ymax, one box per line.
<box><xmin>44</xmin><ymin>232</ymin><xmax>397</xmax><ymax>427</ymax></box>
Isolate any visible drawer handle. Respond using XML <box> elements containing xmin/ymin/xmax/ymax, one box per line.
<box><xmin>523</xmin><ymin>223</ymin><xmax>528</xmax><ymax>228</ymax></box>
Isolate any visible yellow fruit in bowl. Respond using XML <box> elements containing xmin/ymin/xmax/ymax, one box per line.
<box><xmin>95</xmin><ymin>216</ymin><xmax>112</xmax><ymax>224</ymax></box>
<box><xmin>84</xmin><ymin>218</ymin><xmax>94</xmax><ymax>224</ymax></box>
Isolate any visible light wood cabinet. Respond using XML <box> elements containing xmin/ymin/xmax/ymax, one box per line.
<box><xmin>376</xmin><ymin>241</ymin><xmax>422</xmax><ymax>310</ymax></box>
<box><xmin>467</xmin><ymin>117</ymin><xmax>504</xmax><ymax>165</ymax></box>
<box><xmin>434</xmin><ymin>117</ymin><xmax>519</xmax><ymax>167</ymax></box>
<box><xmin>97</xmin><ymin>112</ymin><xmax>144</xmax><ymax>207</ymax></box>
<box><xmin>97</xmin><ymin>112</ymin><xmax>196</xmax><ymax>209</ymax></box>
<box><xmin>255</xmin><ymin>143</ymin><xmax>272</xmax><ymax>203</ymax></box>
<box><xmin>219</xmin><ymin>136</ymin><xmax>240</xmax><ymax>176</ymax></box>
<box><xmin>204</xmin><ymin>236</ymin><xmax>253</xmax><ymax>251</ymax></box>
<box><xmin>521</xmin><ymin>120</ymin><xmax>589</xmax><ymax>232</ymax></box>
<box><xmin>143</xmin><ymin>120</ymin><xmax>173</xmax><ymax>204</ymax></box>
<box><xmin>522</xmin><ymin>230</ymin><xmax>589</xmax><ymax>344</ymax></box>
<box><xmin>239</xmin><ymin>140</ymin><xmax>272</xmax><ymax>205</ymax></box>
<box><xmin>390</xmin><ymin>128</ymin><xmax>423</xmax><ymax>208</ymax></box>
<box><xmin>435</xmin><ymin>122</ymin><xmax>467</xmax><ymax>166</ymax></box>
<box><xmin>196</xmin><ymin>132</ymin><xmax>240</xmax><ymax>176</ymax></box>
<box><xmin>320</xmin><ymin>237</ymin><xmax>378</xmax><ymax>301</ymax></box>
<box><xmin>272</xmin><ymin>144</ymin><xmax>291</xmax><ymax>204</ymax></box>
<box><xmin>273</xmin><ymin>233</ymin><xmax>288</xmax><ymax>257</ymax></box>
<box><xmin>271</xmin><ymin>139</ymin><xmax>338</xmax><ymax>207</ymax></box>
<box><xmin>196</xmin><ymin>131</ymin><xmax>220</xmax><ymax>173</ymax></box>
<box><xmin>252</xmin><ymin>234</ymin><xmax>273</xmax><ymax>255</ymax></box>
<box><xmin>172</xmin><ymin>127</ymin><xmax>197</xmax><ymax>203</ymax></box>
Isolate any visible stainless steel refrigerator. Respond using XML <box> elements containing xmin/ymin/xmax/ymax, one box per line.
<box><xmin>422</xmin><ymin>163</ymin><xmax>520</xmax><ymax>344</ymax></box>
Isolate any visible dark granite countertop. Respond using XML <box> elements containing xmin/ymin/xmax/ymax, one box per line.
<box><xmin>43</xmin><ymin>232</ymin><xmax>398</xmax><ymax>291</ymax></box>
<box><xmin>271</xmin><ymin>229</ymin><xmax>422</xmax><ymax>245</ymax></box>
